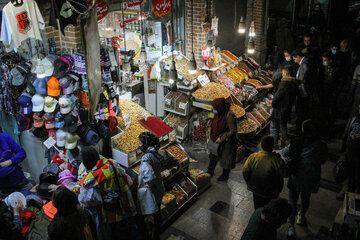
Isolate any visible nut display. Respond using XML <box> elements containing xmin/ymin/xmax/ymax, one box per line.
<box><xmin>175</xmin><ymin>94</ymin><xmax>188</xmax><ymax>114</ymax></box>
<box><xmin>164</xmin><ymin>113</ymin><xmax>187</xmax><ymax>128</ymax></box>
<box><xmin>162</xmin><ymin>55</ymin><xmax>202</xmax><ymax>81</ymax></box>
<box><xmin>140</xmin><ymin>116</ymin><xmax>172</xmax><ymax>138</ymax></box>
<box><xmin>132</xmin><ymin>164</ymin><xmax>140</xmax><ymax>173</ymax></box>
<box><xmin>165</xmin><ymin>91</ymin><xmax>181</xmax><ymax>109</ymax></box>
<box><xmin>230</xmin><ymin>104</ymin><xmax>245</xmax><ymax>118</ymax></box>
<box><xmin>162</xmin><ymin>192</ymin><xmax>175</xmax><ymax>204</ymax></box>
<box><xmin>237</xmin><ymin>119</ymin><xmax>257</xmax><ymax>133</ymax></box>
<box><xmin>167</xmin><ymin>145</ymin><xmax>188</xmax><ymax>162</ymax></box>
<box><xmin>257</xmin><ymin>107</ymin><xmax>271</xmax><ymax>120</ymax></box>
<box><xmin>114</xmin><ymin>117</ymin><xmax>148</xmax><ymax>153</ymax></box>
<box><xmin>246</xmin><ymin>79</ymin><xmax>263</xmax><ymax>88</ymax></box>
<box><xmin>253</xmin><ymin>112</ymin><xmax>265</xmax><ymax>124</ymax></box>
<box><xmin>119</xmin><ymin>99</ymin><xmax>151</xmax><ymax>121</ymax></box>
<box><xmin>192</xmin><ymin>82</ymin><xmax>230</xmax><ymax>102</ymax></box>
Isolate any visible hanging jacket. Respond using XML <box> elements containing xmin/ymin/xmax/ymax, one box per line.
<box><xmin>76</xmin><ymin>157</ymin><xmax>136</xmax><ymax>223</ymax></box>
<box><xmin>137</xmin><ymin>147</ymin><xmax>165</xmax><ymax>215</ymax></box>
<box><xmin>0</xmin><ymin>132</ymin><xmax>26</xmax><ymax>189</ymax></box>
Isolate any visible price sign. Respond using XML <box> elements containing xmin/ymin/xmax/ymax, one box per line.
<box><xmin>249</xmin><ymin>72</ymin><xmax>253</xmax><ymax>78</ymax></box>
<box><xmin>239</xmin><ymin>56</ymin><xmax>243</xmax><ymax>61</ymax></box>
<box><xmin>165</xmin><ymin>99</ymin><xmax>171</xmax><ymax>105</ymax></box>
<box><xmin>208</xmin><ymin>112</ymin><xmax>215</xmax><ymax>118</ymax></box>
<box><xmin>43</xmin><ymin>137</ymin><xmax>56</xmax><ymax>149</ymax></box>
<box><xmin>191</xmin><ymin>79</ymin><xmax>197</xmax><ymax>85</ymax></box>
<box><xmin>177</xmin><ymin>126</ymin><xmax>183</xmax><ymax>131</ymax></box>
<box><xmin>183</xmin><ymin>79</ymin><xmax>189</xmax><ymax>86</ymax></box>
<box><xmin>245</xmin><ymin>76</ymin><xmax>249</xmax><ymax>81</ymax></box>
<box><xmin>194</xmin><ymin>120</ymin><xmax>200</xmax><ymax>127</ymax></box>
<box><xmin>216</xmin><ymin>71</ymin><xmax>221</xmax><ymax>77</ymax></box>
<box><xmin>163</xmin><ymin>134</ymin><xmax>169</xmax><ymax>141</ymax></box>
<box><xmin>163</xmin><ymin>170</ymin><xmax>171</xmax><ymax>178</ymax></box>
<box><xmin>255</xmin><ymin>70</ymin><xmax>258</xmax><ymax>75</ymax></box>
<box><xmin>124</xmin><ymin>113</ymin><xmax>131</xmax><ymax>129</ymax></box>
<box><xmin>142</xmin><ymin>109</ymin><xmax>148</xmax><ymax>120</ymax></box>
<box><xmin>179</xmin><ymin>102</ymin><xmax>186</xmax><ymax>110</ymax></box>
<box><xmin>197</xmin><ymin>74</ymin><xmax>210</xmax><ymax>87</ymax></box>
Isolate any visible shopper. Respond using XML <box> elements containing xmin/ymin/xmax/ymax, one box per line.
<box><xmin>137</xmin><ymin>132</ymin><xmax>165</xmax><ymax>240</ymax></box>
<box><xmin>257</xmin><ymin>63</ymin><xmax>282</xmax><ymax>92</ymax></box>
<box><xmin>337</xmin><ymin>39</ymin><xmax>353</xmax><ymax>91</ymax></box>
<box><xmin>243</xmin><ymin>136</ymin><xmax>289</xmax><ymax>209</ymax></box>
<box><xmin>0</xmin><ymin>130</ymin><xmax>33</xmax><ymax>194</ymax></box>
<box><xmin>281</xmin><ymin>119</ymin><xmax>328</xmax><ymax>238</ymax></box>
<box><xmin>48</xmin><ymin>186</ymin><xmax>94</xmax><ymax>240</ymax></box>
<box><xmin>0</xmin><ymin>199</ymin><xmax>24</xmax><ymax>240</ymax></box>
<box><xmin>207</xmin><ymin>98</ymin><xmax>237</xmax><ymax>181</ymax></box>
<box><xmin>241</xmin><ymin>198</ymin><xmax>292</xmax><ymax>240</ymax></box>
<box><xmin>76</xmin><ymin>146</ymin><xmax>136</xmax><ymax>240</ymax></box>
<box><xmin>295</xmin><ymin>34</ymin><xmax>319</xmax><ymax>60</ymax></box>
<box><xmin>309</xmin><ymin>3</ymin><xmax>326</xmax><ymax>33</ymax></box>
<box><xmin>271</xmin><ymin>64</ymin><xmax>299</xmax><ymax>149</ymax></box>
<box><xmin>292</xmin><ymin>49</ymin><xmax>316</xmax><ymax>134</ymax></box>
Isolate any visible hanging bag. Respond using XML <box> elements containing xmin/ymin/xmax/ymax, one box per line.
<box><xmin>208</xmin><ymin>137</ymin><xmax>220</xmax><ymax>156</ymax></box>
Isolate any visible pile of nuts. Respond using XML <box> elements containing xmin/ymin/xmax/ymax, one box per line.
<box><xmin>237</xmin><ymin>119</ymin><xmax>257</xmax><ymax>133</ymax></box>
<box><xmin>192</xmin><ymin>82</ymin><xmax>230</xmax><ymax>102</ymax></box>
<box><xmin>230</xmin><ymin>104</ymin><xmax>245</xmax><ymax>118</ymax></box>
<box><xmin>167</xmin><ymin>145</ymin><xmax>188</xmax><ymax>162</ymax></box>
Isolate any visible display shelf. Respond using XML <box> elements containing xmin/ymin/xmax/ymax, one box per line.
<box><xmin>192</xmin><ymin>101</ymin><xmax>213</xmax><ymax>111</ymax></box>
<box><xmin>164</xmin><ymin>107</ymin><xmax>188</xmax><ymax>117</ymax></box>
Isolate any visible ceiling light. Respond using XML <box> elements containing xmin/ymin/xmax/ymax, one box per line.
<box><xmin>247</xmin><ymin>38</ymin><xmax>255</xmax><ymax>54</ymax></box>
<box><xmin>238</xmin><ymin>16</ymin><xmax>246</xmax><ymax>34</ymax></box>
<box><xmin>188</xmin><ymin>51</ymin><xmax>197</xmax><ymax>74</ymax></box>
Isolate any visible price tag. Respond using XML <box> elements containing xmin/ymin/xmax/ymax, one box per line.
<box><xmin>163</xmin><ymin>170</ymin><xmax>171</xmax><ymax>178</ymax></box>
<box><xmin>191</xmin><ymin>79</ymin><xmax>197</xmax><ymax>85</ymax></box>
<box><xmin>43</xmin><ymin>137</ymin><xmax>56</xmax><ymax>149</ymax></box>
<box><xmin>163</xmin><ymin>134</ymin><xmax>169</xmax><ymax>141</ymax></box>
<box><xmin>176</xmin><ymin>54</ymin><xmax>183</xmax><ymax>61</ymax></box>
<box><xmin>179</xmin><ymin>102</ymin><xmax>186</xmax><ymax>110</ymax></box>
<box><xmin>183</xmin><ymin>79</ymin><xmax>189</xmax><ymax>86</ymax></box>
<box><xmin>208</xmin><ymin>112</ymin><xmax>215</xmax><ymax>118</ymax></box>
<box><xmin>249</xmin><ymin>72</ymin><xmax>253</xmax><ymax>78</ymax></box>
<box><xmin>128</xmin><ymin>151</ymin><xmax>136</xmax><ymax>163</ymax></box>
<box><xmin>216</xmin><ymin>71</ymin><xmax>221</xmax><ymax>77</ymax></box>
<box><xmin>194</xmin><ymin>120</ymin><xmax>200</xmax><ymax>127</ymax></box>
<box><xmin>255</xmin><ymin>70</ymin><xmax>258</xmax><ymax>75</ymax></box>
<box><xmin>197</xmin><ymin>74</ymin><xmax>210</xmax><ymax>87</ymax></box>
<box><xmin>124</xmin><ymin>113</ymin><xmax>131</xmax><ymax>129</ymax></box>
<box><xmin>239</xmin><ymin>56</ymin><xmax>243</xmax><ymax>61</ymax></box>
<box><xmin>177</xmin><ymin>126</ymin><xmax>183</xmax><ymax>131</ymax></box>
<box><xmin>169</xmin><ymin>130</ymin><xmax>176</xmax><ymax>142</ymax></box>
<box><xmin>165</xmin><ymin>99</ymin><xmax>171</xmax><ymax>105</ymax></box>
<box><xmin>245</xmin><ymin>76</ymin><xmax>249</xmax><ymax>81</ymax></box>
<box><xmin>142</xmin><ymin>109</ymin><xmax>148</xmax><ymax>120</ymax></box>
<box><xmin>204</xmin><ymin>105</ymin><xmax>213</xmax><ymax>111</ymax></box>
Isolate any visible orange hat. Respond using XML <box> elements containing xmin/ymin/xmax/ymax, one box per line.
<box><xmin>47</xmin><ymin>77</ymin><xmax>61</xmax><ymax>97</ymax></box>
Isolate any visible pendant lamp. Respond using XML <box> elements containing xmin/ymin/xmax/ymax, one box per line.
<box><xmin>188</xmin><ymin>0</ymin><xmax>197</xmax><ymax>74</ymax></box>
<box><xmin>247</xmin><ymin>38</ymin><xmax>255</xmax><ymax>54</ymax></box>
<box><xmin>238</xmin><ymin>16</ymin><xmax>246</xmax><ymax>34</ymax></box>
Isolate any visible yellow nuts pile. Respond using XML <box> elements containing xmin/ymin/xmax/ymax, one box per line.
<box><xmin>230</xmin><ymin>104</ymin><xmax>245</xmax><ymax>118</ymax></box>
<box><xmin>119</xmin><ymin>99</ymin><xmax>151</xmax><ymax>121</ymax></box>
<box><xmin>237</xmin><ymin>119</ymin><xmax>257</xmax><ymax>133</ymax></box>
<box><xmin>192</xmin><ymin>82</ymin><xmax>230</xmax><ymax>102</ymax></box>
<box><xmin>162</xmin><ymin>55</ymin><xmax>202</xmax><ymax>81</ymax></box>
<box><xmin>167</xmin><ymin>145</ymin><xmax>188</xmax><ymax>162</ymax></box>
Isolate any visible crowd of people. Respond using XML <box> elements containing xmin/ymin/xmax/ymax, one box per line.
<box><xmin>0</xmin><ymin>128</ymin><xmax>167</xmax><ymax>240</ymax></box>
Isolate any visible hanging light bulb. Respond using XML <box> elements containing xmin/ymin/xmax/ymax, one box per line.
<box><xmin>188</xmin><ymin>51</ymin><xmax>197</xmax><ymax>74</ymax></box>
<box><xmin>140</xmin><ymin>42</ymin><xmax>147</xmax><ymax>62</ymax></box>
<box><xmin>35</xmin><ymin>58</ymin><xmax>46</xmax><ymax>78</ymax></box>
<box><xmin>123</xmin><ymin>59</ymin><xmax>131</xmax><ymax>72</ymax></box>
<box><xmin>169</xmin><ymin>60</ymin><xmax>178</xmax><ymax>82</ymax></box>
<box><xmin>249</xmin><ymin>21</ymin><xmax>256</xmax><ymax>37</ymax></box>
<box><xmin>247</xmin><ymin>38</ymin><xmax>255</xmax><ymax>54</ymax></box>
<box><xmin>238</xmin><ymin>16</ymin><xmax>246</xmax><ymax>34</ymax></box>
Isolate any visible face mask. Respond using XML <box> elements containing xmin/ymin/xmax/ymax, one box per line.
<box><xmin>323</xmin><ymin>61</ymin><xmax>328</xmax><ymax>67</ymax></box>
<box><xmin>213</xmin><ymin>110</ymin><xmax>218</xmax><ymax>115</ymax></box>
<box><xmin>331</xmin><ymin>49</ymin><xmax>337</xmax><ymax>55</ymax></box>
<box><xmin>285</xmin><ymin>56</ymin><xmax>291</xmax><ymax>62</ymax></box>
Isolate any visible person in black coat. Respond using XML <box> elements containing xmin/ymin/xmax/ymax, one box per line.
<box><xmin>270</xmin><ymin>65</ymin><xmax>299</xmax><ymax>149</ymax></box>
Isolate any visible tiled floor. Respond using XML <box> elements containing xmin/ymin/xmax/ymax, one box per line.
<box><xmin>161</xmin><ymin>120</ymin><xmax>346</xmax><ymax>240</ymax></box>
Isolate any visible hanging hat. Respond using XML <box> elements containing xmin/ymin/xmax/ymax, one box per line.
<box><xmin>41</xmin><ymin>55</ymin><xmax>57</xmax><ymax>77</ymax></box>
<box><xmin>33</xmin><ymin>77</ymin><xmax>48</xmax><ymax>95</ymax></box>
<box><xmin>31</xmin><ymin>94</ymin><xmax>45</xmax><ymax>112</ymax></box>
<box><xmin>43</xmin><ymin>113</ymin><xmax>55</xmax><ymax>129</ymax></box>
<box><xmin>59</xmin><ymin>74</ymin><xmax>79</xmax><ymax>95</ymax></box>
<box><xmin>52</xmin><ymin>55</ymin><xmax>74</xmax><ymax>79</ymax></box>
<box><xmin>59</xmin><ymin>96</ymin><xmax>74</xmax><ymax>114</ymax></box>
<box><xmin>64</xmin><ymin>114</ymin><xmax>78</xmax><ymax>133</ymax></box>
<box><xmin>47</xmin><ymin>128</ymin><xmax>57</xmax><ymax>140</ymax></box>
<box><xmin>16</xmin><ymin>113</ymin><xmax>31</xmax><ymax>132</ymax></box>
<box><xmin>18</xmin><ymin>92</ymin><xmax>33</xmax><ymax>114</ymax></box>
<box><xmin>54</xmin><ymin>112</ymin><xmax>65</xmax><ymax>128</ymax></box>
<box><xmin>56</xmin><ymin>129</ymin><xmax>66</xmax><ymax>147</ymax></box>
<box><xmin>47</xmin><ymin>77</ymin><xmax>61</xmax><ymax>97</ymax></box>
<box><xmin>44</xmin><ymin>96</ymin><xmax>58</xmax><ymax>113</ymax></box>
<box><xmin>11</xmin><ymin>62</ymin><xmax>31</xmax><ymax>86</ymax></box>
<box><xmin>65</xmin><ymin>132</ymin><xmax>80</xmax><ymax>150</ymax></box>
<box><xmin>33</xmin><ymin>112</ymin><xmax>44</xmax><ymax>128</ymax></box>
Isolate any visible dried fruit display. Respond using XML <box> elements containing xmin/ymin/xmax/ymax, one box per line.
<box><xmin>140</xmin><ymin>116</ymin><xmax>172</xmax><ymax>138</ymax></box>
<box><xmin>164</xmin><ymin>113</ymin><xmax>187</xmax><ymax>128</ymax></box>
<box><xmin>162</xmin><ymin>192</ymin><xmax>175</xmax><ymax>204</ymax></box>
<box><xmin>257</xmin><ymin>107</ymin><xmax>271</xmax><ymax>120</ymax></box>
<box><xmin>193</xmin><ymin>121</ymin><xmax>207</xmax><ymax>141</ymax></box>
<box><xmin>246</xmin><ymin>79</ymin><xmax>263</xmax><ymax>88</ymax></box>
<box><xmin>221</xmin><ymin>50</ymin><xmax>238</xmax><ymax>61</ymax></box>
<box><xmin>220</xmin><ymin>53</ymin><xmax>235</xmax><ymax>64</ymax></box>
<box><xmin>192</xmin><ymin>82</ymin><xmax>230</xmax><ymax>102</ymax></box>
<box><xmin>162</xmin><ymin>55</ymin><xmax>202</xmax><ymax>81</ymax></box>
<box><xmin>253</xmin><ymin>113</ymin><xmax>265</xmax><ymax>124</ymax></box>
<box><xmin>132</xmin><ymin>164</ymin><xmax>140</xmax><ymax>173</ymax></box>
<box><xmin>226</xmin><ymin>68</ymin><xmax>247</xmax><ymax>84</ymax></box>
<box><xmin>214</xmin><ymin>73</ymin><xmax>235</xmax><ymax>90</ymax></box>
<box><xmin>114</xmin><ymin>118</ymin><xmax>148</xmax><ymax>153</ymax></box>
<box><xmin>167</xmin><ymin>145</ymin><xmax>188</xmax><ymax>162</ymax></box>
<box><xmin>230</xmin><ymin>104</ymin><xmax>245</xmax><ymax>118</ymax></box>
<box><xmin>245</xmin><ymin>57</ymin><xmax>260</xmax><ymax>69</ymax></box>
<box><xmin>175</xmin><ymin>94</ymin><xmax>188</xmax><ymax>114</ymax></box>
<box><xmin>181</xmin><ymin>182</ymin><xmax>195</xmax><ymax>195</ymax></box>
<box><xmin>237</xmin><ymin>119</ymin><xmax>257</xmax><ymax>133</ymax></box>
<box><xmin>169</xmin><ymin>189</ymin><xmax>186</xmax><ymax>202</ymax></box>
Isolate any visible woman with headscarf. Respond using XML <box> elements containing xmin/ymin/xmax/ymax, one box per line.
<box><xmin>137</xmin><ymin>132</ymin><xmax>165</xmax><ymax>240</ymax></box>
<box><xmin>280</xmin><ymin>119</ymin><xmax>328</xmax><ymax>238</ymax></box>
<box><xmin>207</xmin><ymin>98</ymin><xmax>237</xmax><ymax>181</ymax></box>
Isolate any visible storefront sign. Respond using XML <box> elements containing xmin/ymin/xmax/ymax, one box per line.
<box><xmin>88</xmin><ymin>0</ymin><xmax>109</xmax><ymax>21</ymax></box>
<box><xmin>153</xmin><ymin>0</ymin><xmax>172</xmax><ymax>18</ymax></box>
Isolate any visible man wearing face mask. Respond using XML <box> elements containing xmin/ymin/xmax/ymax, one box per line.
<box><xmin>329</xmin><ymin>42</ymin><xmax>339</xmax><ymax>62</ymax></box>
<box><xmin>207</xmin><ymin>98</ymin><xmax>237</xmax><ymax>181</ymax></box>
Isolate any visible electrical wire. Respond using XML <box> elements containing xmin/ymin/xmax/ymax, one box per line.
<box><xmin>121</xmin><ymin>0</ymin><xmax>127</xmax><ymax>53</ymax></box>
<box><xmin>191</xmin><ymin>0</ymin><xmax>194</xmax><ymax>51</ymax></box>
<box><xmin>171</xmin><ymin>0</ymin><xmax>174</xmax><ymax>62</ymax></box>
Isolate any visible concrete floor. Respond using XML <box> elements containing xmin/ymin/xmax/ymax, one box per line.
<box><xmin>161</xmin><ymin>120</ymin><xmax>346</xmax><ymax>240</ymax></box>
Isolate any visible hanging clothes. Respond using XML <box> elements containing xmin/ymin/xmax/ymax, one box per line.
<box><xmin>49</xmin><ymin>0</ymin><xmax>79</xmax><ymax>35</ymax></box>
<box><xmin>0</xmin><ymin>62</ymin><xmax>15</xmax><ymax>115</ymax></box>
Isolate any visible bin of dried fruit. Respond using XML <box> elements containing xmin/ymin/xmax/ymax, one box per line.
<box><xmin>237</xmin><ymin>119</ymin><xmax>257</xmax><ymax>134</ymax></box>
<box><xmin>189</xmin><ymin>169</ymin><xmax>211</xmax><ymax>191</ymax></box>
<box><xmin>193</xmin><ymin>121</ymin><xmax>208</xmax><ymax>141</ymax></box>
<box><xmin>179</xmin><ymin>178</ymin><xmax>197</xmax><ymax>197</ymax></box>
<box><xmin>139</xmin><ymin>116</ymin><xmax>173</xmax><ymax>138</ymax></box>
<box><xmin>252</xmin><ymin>112</ymin><xmax>265</xmax><ymax>125</ymax></box>
<box><xmin>230</xmin><ymin>104</ymin><xmax>245</xmax><ymax>118</ymax></box>
<box><xmin>257</xmin><ymin>107</ymin><xmax>271</xmax><ymax>120</ymax></box>
<box><xmin>169</xmin><ymin>188</ymin><xmax>187</xmax><ymax>205</ymax></box>
<box><xmin>175</xmin><ymin>94</ymin><xmax>188</xmax><ymax>114</ymax></box>
<box><xmin>164</xmin><ymin>91</ymin><xmax>181</xmax><ymax>110</ymax></box>
<box><xmin>166</xmin><ymin>145</ymin><xmax>188</xmax><ymax>167</ymax></box>
<box><xmin>131</xmin><ymin>164</ymin><xmax>140</xmax><ymax>174</ymax></box>
<box><xmin>118</xmin><ymin>99</ymin><xmax>150</xmax><ymax>121</ymax></box>
<box><xmin>246</xmin><ymin>79</ymin><xmax>263</xmax><ymax>88</ymax></box>
<box><xmin>192</xmin><ymin>82</ymin><xmax>230</xmax><ymax>102</ymax></box>
<box><xmin>162</xmin><ymin>192</ymin><xmax>177</xmax><ymax>213</ymax></box>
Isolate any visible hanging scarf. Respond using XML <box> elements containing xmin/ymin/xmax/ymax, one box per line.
<box><xmin>210</xmin><ymin>98</ymin><xmax>229</xmax><ymax>141</ymax></box>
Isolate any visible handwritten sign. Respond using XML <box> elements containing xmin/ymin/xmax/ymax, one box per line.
<box><xmin>142</xmin><ymin>109</ymin><xmax>148</xmax><ymax>121</ymax></box>
<box><xmin>43</xmin><ymin>137</ymin><xmax>56</xmax><ymax>149</ymax></box>
<box><xmin>153</xmin><ymin>0</ymin><xmax>172</xmax><ymax>18</ymax></box>
<box><xmin>179</xmin><ymin>102</ymin><xmax>186</xmax><ymax>110</ymax></box>
<box><xmin>197</xmin><ymin>74</ymin><xmax>210</xmax><ymax>87</ymax></box>
<box><xmin>88</xmin><ymin>0</ymin><xmax>109</xmax><ymax>21</ymax></box>
<box><xmin>124</xmin><ymin>113</ymin><xmax>131</xmax><ymax>129</ymax></box>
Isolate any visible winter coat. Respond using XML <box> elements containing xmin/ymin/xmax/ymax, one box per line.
<box><xmin>0</xmin><ymin>133</ymin><xmax>26</xmax><ymax>189</ymax></box>
<box><xmin>296</xmin><ymin>56</ymin><xmax>317</xmax><ymax>98</ymax></box>
<box><xmin>243</xmin><ymin>151</ymin><xmax>289</xmax><ymax>198</ymax></box>
<box><xmin>284</xmin><ymin>139</ymin><xmax>328</xmax><ymax>193</ymax></box>
<box><xmin>272</xmin><ymin>76</ymin><xmax>299</xmax><ymax>123</ymax></box>
<box><xmin>217</xmin><ymin>111</ymin><xmax>237</xmax><ymax>170</ymax></box>
<box><xmin>138</xmin><ymin>147</ymin><xmax>165</xmax><ymax>215</ymax></box>
<box><xmin>241</xmin><ymin>207</ymin><xmax>277</xmax><ymax>240</ymax></box>
<box><xmin>0</xmin><ymin>203</ymin><xmax>23</xmax><ymax>240</ymax></box>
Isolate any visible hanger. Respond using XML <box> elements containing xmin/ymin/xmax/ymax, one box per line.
<box><xmin>11</xmin><ymin>0</ymin><xmax>23</xmax><ymax>7</ymax></box>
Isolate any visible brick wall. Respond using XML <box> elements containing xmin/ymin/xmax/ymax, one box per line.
<box><xmin>38</xmin><ymin>3</ymin><xmax>82</xmax><ymax>54</ymax></box>
<box><xmin>185</xmin><ymin>0</ymin><xmax>214</xmax><ymax>67</ymax></box>
<box><xmin>246</xmin><ymin>0</ymin><xmax>268</xmax><ymax>64</ymax></box>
